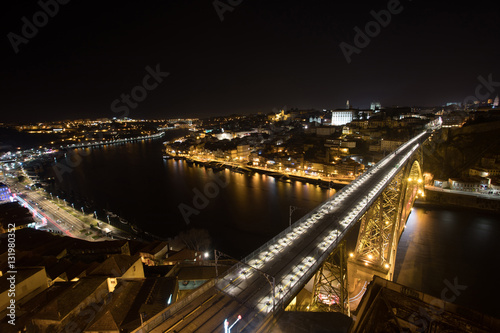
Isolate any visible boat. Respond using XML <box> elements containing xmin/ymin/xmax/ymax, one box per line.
<box><xmin>205</xmin><ymin>161</ymin><xmax>218</xmax><ymax>169</ymax></box>
<box><xmin>268</xmin><ymin>172</ymin><xmax>283</xmax><ymax>179</ymax></box>
<box><xmin>212</xmin><ymin>163</ymin><xmax>225</xmax><ymax>172</ymax></box>
<box><xmin>104</xmin><ymin>210</ymin><xmax>118</xmax><ymax>218</ymax></box>
<box><xmin>131</xmin><ymin>224</ymin><xmax>143</xmax><ymax>233</ymax></box>
<box><xmin>278</xmin><ymin>175</ymin><xmax>291</xmax><ymax>182</ymax></box>
<box><xmin>232</xmin><ymin>167</ymin><xmax>245</xmax><ymax>174</ymax></box>
<box><xmin>163</xmin><ymin>155</ymin><xmax>172</xmax><ymax>160</ymax></box>
<box><xmin>238</xmin><ymin>166</ymin><xmax>253</xmax><ymax>173</ymax></box>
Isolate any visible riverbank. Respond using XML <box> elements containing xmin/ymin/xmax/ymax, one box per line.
<box><xmin>167</xmin><ymin>155</ymin><xmax>351</xmax><ymax>188</ymax></box>
<box><xmin>420</xmin><ymin>187</ymin><xmax>500</xmax><ymax>212</ymax></box>
<box><xmin>60</xmin><ymin>131</ymin><xmax>165</xmax><ymax>150</ymax></box>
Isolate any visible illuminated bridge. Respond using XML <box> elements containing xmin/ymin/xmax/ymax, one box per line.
<box><xmin>134</xmin><ymin>129</ymin><xmax>434</xmax><ymax>333</ymax></box>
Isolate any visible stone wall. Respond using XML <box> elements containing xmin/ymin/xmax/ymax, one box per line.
<box><xmin>420</xmin><ymin>189</ymin><xmax>500</xmax><ymax>212</ymax></box>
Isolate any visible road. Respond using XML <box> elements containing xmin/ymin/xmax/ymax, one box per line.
<box><xmin>5</xmin><ymin>178</ymin><xmax>130</xmax><ymax>242</ymax></box>
<box><xmin>24</xmin><ymin>189</ymin><xmax>103</xmax><ymax>241</ymax></box>
<box><xmin>143</xmin><ymin>131</ymin><xmax>431</xmax><ymax>332</ymax></box>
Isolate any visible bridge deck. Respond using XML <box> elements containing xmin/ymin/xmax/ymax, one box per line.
<box><xmin>144</xmin><ymin>131</ymin><xmax>431</xmax><ymax>333</ymax></box>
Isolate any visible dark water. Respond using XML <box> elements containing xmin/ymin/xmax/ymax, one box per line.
<box><xmin>45</xmin><ymin>132</ymin><xmax>337</xmax><ymax>257</ymax></box>
<box><xmin>395</xmin><ymin>205</ymin><xmax>500</xmax><ymax>318</ymax></box>
<box><xmin>44</xmin><ymin>136</ymin><xmax>500</xmax><ymax>318</ymax></box>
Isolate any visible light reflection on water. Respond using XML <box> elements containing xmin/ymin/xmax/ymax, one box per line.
<box><xmin>395</xmin><ymin>205</ymin><xmax>500</xmax><ymax>318</ymax></box>
<box><xmin>48</xmin><ymin>139</ymin><xmax>337</xmax><ymax>257</ymax></box>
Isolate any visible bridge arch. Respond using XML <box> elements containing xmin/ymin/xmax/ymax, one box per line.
<box><xmin>308</xmin><ymin>153</ymin><xmax>426</xmax><ymax>314</ymax></box>
<box><xmin>397</xmin><ymin>158</ymin><xmax>424</xmax><ymax>238</ymax></box>
<box><xmin>347</xmin><ymin>153</ymin><xmax>425</xmax><ymax>310</ymax></box>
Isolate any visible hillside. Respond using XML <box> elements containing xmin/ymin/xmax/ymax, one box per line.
<box><xmin>423</xmin><ymin>121</ymin><xmax>500</xmax><ymax>179</ymax></box>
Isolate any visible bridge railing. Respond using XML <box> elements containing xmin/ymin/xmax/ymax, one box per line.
<box><xmin>271</xmin><ymin>133</ymin><xmax>429</xmax><ymax>309</ymax></box>
<box><xmin>217</xmin><ymin>131</ymin><xmax>429</xmax><ymax>314</ymax></box>
<box><xmin>236</xmin><ymin>133</ymin><xmax>428</xmax><ymax>267</ymax></box>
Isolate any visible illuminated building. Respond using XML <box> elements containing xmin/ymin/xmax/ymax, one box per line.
<box><xmin>0</xmin><ymin>183</ymin><xmax>10</xmax><ymax>202</ymax></box>
<box><xmin>331</xmin><ymin>110</ymin><xmax>354</xmax><ymax>126</ymax></box>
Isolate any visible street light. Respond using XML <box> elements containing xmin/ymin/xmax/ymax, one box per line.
<box><xmin>214</xmin><ymin>249</ymin><xmax>276</xmax><ymax>313</ymax></box>
<box><xmin>224</xmin><ymin>315</ymin><xmax>242</xmax><ymax>333</ymax></box>
<box><xmin>289</xmin><ymin>205</ymin><xmax>299</xmax><ymax>227</ymax></box>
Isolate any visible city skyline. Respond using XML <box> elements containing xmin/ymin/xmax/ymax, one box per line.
<box><xmin>3</xmin><ymin>2</ymin><xmax>500</xmax><ymax>331</ymax></box>
<box><xmin>2</xmin><ymin>0</ymin><xmax>500</xmax><ymax>122</ymax></box>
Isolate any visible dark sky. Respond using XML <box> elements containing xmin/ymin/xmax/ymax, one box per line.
<box><xmin>2</xmin><ymin>0</ymin><xmax>500</xmax><ymax>122</ymax></box>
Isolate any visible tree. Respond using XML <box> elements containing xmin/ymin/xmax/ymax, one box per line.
<box><xmin>173</xmin><ymin>228</ymin><xmax>212</xmax><ymax>252</ymax></box>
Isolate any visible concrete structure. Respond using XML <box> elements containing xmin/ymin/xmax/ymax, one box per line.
<box><xmin>449</xmin><ymin>177</ymin><xmax>489</xmax><ymax>192</ymax></box>
<box><xmin>469</xmin><ymin>166</ymin><xmax>500</xmax><ymax>177</ymax></box>
<box><xmin>83</xmin><ymin>278</ymin><xmax>178</xmax><ymax>333</ymax></box>
<box><xmin>30</xmin><ymin>276</ymin><xmax>109</xmax><ymax>332</ymax></box>
<box><xmin>370</xmin><ymin>101</ymin><xmax>381</xmax><ymax>111</ymax></box>
<box><xmin>381</xmin><ymin>139</ymin><xmax>405</xmax><ymax>152</ymax></box>
<box><xmin>88</xmin><ymin>254</ymin><xmax>144</xmax><ymax>279</ymax></box>
<box><xmin>0</xmin><ymin>183</ymin><xmax>10</xmax><ymax>202</ymax></box>
<box><xmin>70</xmin><ymin>239</ymin><xmax>131</xmax><ymax>256</ymax></box>
<box><xmin>162</xmin><ymin>248</ymin><xmax>204</xmax><ymax>266</ymax></box>
<box><xmin>0</xmin><ymin>202</ymin><xmax>36</xmax><ymax>234</ymax></box>
<box><xmin>316</xmin><ymin>126</ymin><xmax>337</xmax><ymax>136</ymax></box>
<box><xmin>237</xmin><ymin>144</ymin><xmax>251</xmax><ymax>161</ymax></box>
<box><xmin>351</xmin><ymin>276</ymin><xmax>500</xmax><ymax>332</ymax></box>
<box><xmin>331</xmin><ymin>111</ymin><xmax>354</xmax><ymax>126</ymax></box>
<box><xmin>0</xmin><ymin>267</ymin><xmax>48</xmax><ymax>313</ymax></box>
<box><xmin>139</xmin><ymin>241</ymin><xmax>169</xmax><ymax>266</ymax></box>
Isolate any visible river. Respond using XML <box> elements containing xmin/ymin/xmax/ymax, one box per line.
<box><xmin>395</xmin><ymin>204</ymin><xmax>500</xmax><ymax>318</ymax></box>
<box><xmin>44</xmin><ymin>131</ymin><xmax>338</xmax><ymax>257</ymax></box>
<box><xmin>42</xmin><ymin>134</ymin><xmax>499</xmax><ymax>318</ymax></box>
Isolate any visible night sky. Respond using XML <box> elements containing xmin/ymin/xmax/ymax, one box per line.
<box><xmin>2</xmin><ymin>0</ymin><xmax>500</xmax><ymax>122</ymax></box>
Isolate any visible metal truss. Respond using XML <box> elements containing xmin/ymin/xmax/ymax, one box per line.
<box><xmin>353</xmin><ymin>171</ymin><xmax>403</xmax><ymax>270</ymax></box>
<box><xmin>353</xmin><ymin>155</ymin><xmax>424</xmax><ymax>275</ymax></box>
<box><xmin>310</xmin><ymin>240</ymin><xmax>350</xmax><ymax>315</ymax></box>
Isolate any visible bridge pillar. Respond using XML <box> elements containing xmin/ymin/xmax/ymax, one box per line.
<box><xmin>349</xmin><ymin>170</ymin><xmax>404</xmax><ymax>281</ymax></box>
<box><xmin>347</xmin><ymin>156</ymin><xmax>424</xmax><ymax>310</ymax></box>
<box><xmin>309</xmin><ymin>240</ymin><xmax>350</xmax><ymax>316</ymax></box>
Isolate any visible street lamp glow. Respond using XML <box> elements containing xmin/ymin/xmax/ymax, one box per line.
<box><xmin>224</xmin><ymin>315</ymin><xmax>242</xmax><ymax>333</ymax></box>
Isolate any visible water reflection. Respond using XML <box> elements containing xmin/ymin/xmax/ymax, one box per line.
<box><xmin>395</xmin><ymin>205</ymin><xmax>500</xmax><ymax>318</ymax></box>
<box><xmin>47</xmin><ymin>138</ymin><xmax>337</xmax><ymax>257</ymax></box>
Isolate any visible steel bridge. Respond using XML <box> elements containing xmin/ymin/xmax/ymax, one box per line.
<box><xmin>134</xmin><ymin>130</ymin><xmax>433</xmax><ymax>333</ymax></box>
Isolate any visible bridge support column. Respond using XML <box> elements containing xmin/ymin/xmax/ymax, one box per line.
<box><xmin>349</xmin><ymin>170</ymin><xmax>404</xmax><ymax>278</ymax></box>
<box><xmin>309</xmin><ymin>240</ymin><xmax>350</xmax><ymax>316</ymax></box>
<box><xmin>348</xmin><ymin>157</ymin><xmax>424</xmax><ymax>311</ymax></box>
